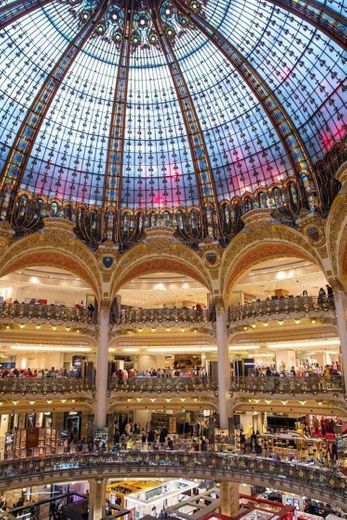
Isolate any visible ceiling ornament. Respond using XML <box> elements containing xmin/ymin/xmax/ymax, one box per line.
<box><xmin>62</xmin><ymin>0</ymin><xmax>201</xmax><ymax>49</ymax></box>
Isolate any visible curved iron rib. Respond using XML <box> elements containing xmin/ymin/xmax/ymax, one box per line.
<box><xmin>152</xmin><ymin>3</ymin><xmax>223</xmax><ymax>235</ymax></box>
<box><xmin>0</xmin><ymin>0</ymin><xmax>54</xmax><ymax>30</ymax></box>
<box><xmin>103</xmin><ymin>0</ymin><xmax>134</xmax><ymax>213</ymax></box>
<box><xmin>264</xmin><ymin>0</ymin><xmax>346</xmax><ymax>49</ymax></box>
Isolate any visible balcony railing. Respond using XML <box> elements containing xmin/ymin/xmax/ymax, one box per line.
<box><xmin>110</xmin><ymin>376</ymin><xmax>217</xmax><ymax>392</ymax></box>
<box><xmin>0</xmin><ymin>451</ymin><xmax>345</xmax><ymax>507</ymax></box>
<box><xmin>0</xmin><ymin>377</ymin><xmax>94</xmax><ymax>395</ymax></box>
<box><xmin>0</xmin><ymin>375</ymin><xmax>344</xmax><ymax>396</ymax></box>
<box><xmin>111</xmin><ymin>305</ymin><xmax>214</xmax><ymax>326</ymax></box>
<box><xmin>228</xmin><ymin>296</ymin><xmax>335</xmax><ymax>327</ymax></box>
<box><xmin>0</xmin><ymin>302</ymin><xmax>97</xmax><ymax>324</ymax></box>
<box><xmin>230</xmin><ymin>376</ymin><xmax>344</xmax><ymax>395</ymax></box>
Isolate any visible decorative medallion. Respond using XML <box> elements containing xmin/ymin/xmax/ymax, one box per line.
<box><xmin>307</xmin><ymin>226</ymin><xmax>320</xmax><ymax>243</ymax></box>
<box><xmin>204</xmin><ymin>249</ymin><xmax>220</xmax><ymax>267</ymax></box>
<box><xmin>102</xmin><ymin>255</ymin><xmax>114</xmax><ymax>269</ymax></box>
<box><xmin>300</xmin><ymin>216</ymin><xmax>326</xmax><ymax>247</ymax></box>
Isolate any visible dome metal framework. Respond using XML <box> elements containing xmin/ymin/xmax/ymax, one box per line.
<box><xmin>0</xmin><ymin>0</ymin><xmax>346</xmax><ymax>248</ymax></box>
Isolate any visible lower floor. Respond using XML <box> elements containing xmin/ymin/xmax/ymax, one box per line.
<box><xmin>1</xmin><ymin>409</ymin><xmax>346</xmax><ymax>469</ymax></box>
<box><xmin>2</xmin><ymin>476</ymin><xmax>345</xmax><ymax>520</ymax></box>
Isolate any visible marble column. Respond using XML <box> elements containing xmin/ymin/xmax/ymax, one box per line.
<box><xmin>216</xmin><ymin>307</ymin><xmax>230</xmax><ymax>429</ymax></box>
<box><xmin>88</xmin><ymin>478</ymin><xmax>107</xmax><ymax>520</ymax></box>
<box><xmin>333</xmin><ymin>291</ymin><xmax>347</xmax><ymax>392</ymax></box>
<box><xmin>219</xmin><ymin>481</ymin><xmax>240</xmax><ymax>516</ymax></box>
<box><xmin>95</xmin><ymin>307</ymin><xmax>110</xmax><ymax>428</ymax></box>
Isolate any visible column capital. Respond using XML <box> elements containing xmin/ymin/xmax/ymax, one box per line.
<box><xmin>213</xmin><ymin>296</ymin><xmax>225</xmax><ymax>310</ymax></box>
<box><xmin>328</xmin><ymin>277</ymin><xmax>345</xmax><ymax>293</ymax></box>
<box><xmin>100</xmin><ymin>299</ymin><xmax>111</xmax><ymax>312</ymax></box>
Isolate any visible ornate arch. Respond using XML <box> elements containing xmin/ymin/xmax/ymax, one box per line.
<box><xmin>110</xmin><ymin>235</ymin><xmax>213</xmax><ymax>298</ymax></box>
<box><xmin>0</xmin><ymin>227</ymin><xmax>102</xmax><ymax>301</ymax></box>
<box><xmin>325</xmin><ymin>162</ymin><xmax>347</xmax><ymax>289</ymax></box>
<box><xmin>220</xmin><ymin>219</ymin><xmax>325</xmax><ymax>305</ymax></box>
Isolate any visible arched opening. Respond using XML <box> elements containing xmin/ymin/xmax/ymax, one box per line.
<box><xmin>226</xmin><ymin>254</ymin><xmax>341</xmax><ymax>438</ymax></box>
<box><xmin>112</xmin><ymin>256</ymin><xmax>212</xmax><ymax>297</ymax></box>
<box><xmin>223</xmin><ymin>241</ymin><xmax>322</xmax><ymax>303</ymax></box>
<box><xmin>118</xmin><ymin>272</ymin><xmax>209</xmax><ymax>308</ymax></box>
<box><xmin>0</xmin><ymin>264</ymin><xmax>97</xmax><ymax>385</ymax></box>
<box><xmin>110</xmin><ymin>271</ymin><xmax>215</xmax><ymax>437</ymax></box>
<box><xmin>0</xmin><ymin>249</ymin><xmax>100</xmax><ymax>301</ymax></box>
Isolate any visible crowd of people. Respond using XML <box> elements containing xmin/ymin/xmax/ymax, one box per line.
<box><xmin>249</xmin><ymin>362</ymin><xmax>341</xmax><ymax>379</ymax></box>
<box><xmin>0</xmin><ymin>297</ymin><xmax>96</xmax><ymax>317</ymax></box>
<box><xmin>250</xmin><ymin>361</ymin><xmax>341</xmax><ymax>379</ymax></box>
<box><xmin>0</xmin><ymin>366</ymin><xmax>81</xmax><ymax>379</ymax></box>
<box><xmin>111</xmin><ymin>366</ymin><xmax>208</xmax><ymax>383</ymax></box>
<box><xmin>0</xmin><ymin>362</ymin><xmax>342</xmax><ymax>382</ymax></box>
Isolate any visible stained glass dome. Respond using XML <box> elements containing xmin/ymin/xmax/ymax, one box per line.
<box><xmin>0</xmin><ymin>0</ymin><xmax>345</xmax><ymax>213</ymax></box>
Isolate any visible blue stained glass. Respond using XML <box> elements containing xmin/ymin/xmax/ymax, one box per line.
<box><xmin>0</xmin><ymin>0</ymin><xmax>344</xmax><ymax>208</ymax></box>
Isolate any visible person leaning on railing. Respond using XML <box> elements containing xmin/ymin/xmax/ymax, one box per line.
<box><xmin>0</xmin><ymin>367</ymin><xmax>81</xmax><ymax>379</ymax></box>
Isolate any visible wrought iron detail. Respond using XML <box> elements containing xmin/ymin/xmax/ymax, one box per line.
<box><xmin>230</xmin><ymin>375</ymin><xmax>344</xmax><ymax>395</ymax></box>
<box><xmin>265</xmin><ymin>0</ymin><xmax>347</xmax><ymax>49</ymax></box>
<box><xmin>228</xmin><ymin>295</ymin><xmax>336</xmax><ymax>329</ymax></box>
<box><xmin>0</xmin><ymin>301</ymin><xmax>97</xmax><ymax>324</ymax></box>
<box><xmin>111</xmin><ymin>304</ymin><xmax>214</xmax><ymax>325</ymax></box>
<box><xmin>0</xmin><ymin>451</ymin><xmax>346</xmax><ymax>506</ymax></box>
<box><xmin>0</xmin><ymin>0</ymin><xmax>110</xmax><ymax>208</ymax></box>
<box><xmin>0</xmin><ymin>0</ymin><xmax>54</xmax><ymax>30</ymax></box>
<box><xmin>110</xmin><ymin>376</ymin><xmax>217</xmax><ymax>392</ymax></box>
<box><xmin>0</xmin><ymin>139</ymin><xmax>344</xmax><ymax>250</ymax></box>
<box><xmin>103</xmin><ymin>0</ymin><xmax>134</xmax><ymax>213</ymax></box>
<box><xmin>171</xmin><ymin>0</ymin><xmax>320</xmax><ymax>212</ymax></box>
<box><xmin>153</xmin><ymin>3</ymin><xmax>222</xmax><ymax>237</ymax></box>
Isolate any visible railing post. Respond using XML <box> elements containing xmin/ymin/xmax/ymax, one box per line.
<box><xmin>95</xmin><ymin>304</ymin><xmax>110</xmax><ymax>428</ymax></box>
<box><xmin>88</xmin><ymin>478</ymin><xmax>107</xmax><ymax>520</ymax></box>
<box><xmin>333</xmin><ymin>291</ymin><xmax>347</xmax><ymax>394</ymax></box>
<box><xmin>215</xmin><ymin>302</ymin><xmax>230</xmax><ymax>429</ymax></box>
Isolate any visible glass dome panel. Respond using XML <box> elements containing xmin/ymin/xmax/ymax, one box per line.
<box><xmin>0</xmin><ymin>0</ymin><xmax>345</xmax><ymax>210</ymax></box>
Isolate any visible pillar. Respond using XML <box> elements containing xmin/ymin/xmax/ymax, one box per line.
<box><xmin>95</xmin><ymin>307</ymin><xmax>110</xmax><ymax>428</ymax></box>
<box><xmin>0</xmin><ymin>415</ymin><xmax>9</xmax><ymax>458</ymax></box>
<box><xmin>88</xmin><ymin>478</ymin><xmax>107</xmax><ymax>520</ymax></box>
<box><xmin>219</xmin><ymin>481</ymin><xmax>240</xmax><ymax>516</ymax></box>
<box><xmin>333</xmin><ymin>291</ymin><xmax>347</xmax><ymax>392</ymax></box>
<box><xmin>216</xmin><ymin>307</ymin><xmax>230</xmax><ymax>429</ymax></box>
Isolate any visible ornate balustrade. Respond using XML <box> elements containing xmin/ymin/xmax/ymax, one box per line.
<box><xmin>228</xmin><ymin>296</ymin><xmax>335</xmax><ymax>328</ymax></box>
<box><xmin>0</xmin><ymin>302</ymin><xmax>97</xmax><ymax>325</ymax></box>
<box><xmin>0</xmin><ymin>451</ymin><xmax>345</xmax><ymax>508</ymax></box>
<box><xmin>110</xmin><ymin>305</ymin><xmax>214</xmax><ymax>326</ymax></box>
<box><xmin>230</xmin><ymin>376</ymin><xmax>344</xmax><ymax>395</ymax></box>
<box><xmin>0</xmin><ymin>377</ymin><xmax>94</xmax><ymax>395</ymax></box>
<box><xmin>0</xmin><ymin>375</ymin><xmax>344</xmax><ymax>396</ymax></box>
<box><xmin>1</xmin><ymin>138</ymin><xmax>344</xmax><ymax>251</ymax></box>
<box><xmin>110</xmin><ymin>376</ymin><xmax>217</xmax><ymax>393</ymax></box>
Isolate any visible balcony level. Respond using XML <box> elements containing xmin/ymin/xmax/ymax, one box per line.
<box><xmin>228</xmin><ymin>296</ymin><xmax>336</xmax><ymax>332</ymax></box>
<box><xmin>0</xmin><ymin>302</ymin><xmax>97</xmax><ymax>334</ymax></box>
<box><xmin>110</xmin><ymin>304</ymin><xmax>215</xmax><ymax>335</ymax></box>
<box><xmin>0</xmin><ymin>451</ymin><xmax>345</xmax><ymax>509</ymax></box>
<box><xmin>230</xmin><ymin>375</ymin><xmax>344</xmax><ymax>396</ymax></box>
<box><xmin>0</xmin><ymin>374</ymin><xmax>345</xmax><ymax>398</ymax></box>
<box><xmin>110</xmin><ymin>375</ymin><xmax>217</xmax><ymax>393</ymax></box>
